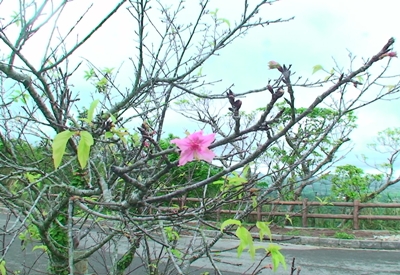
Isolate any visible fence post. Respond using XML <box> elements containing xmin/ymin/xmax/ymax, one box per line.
<box><xmin>302</xmin><ymin>198</ymin><xmax>308</xmax><ymax>227</ymax></box>
<box><xmin>353</xmin><ymin>200</ymin><xmax>360</xmax><ymax>230</ymax></box>
<box><xmin>257</xmin><ymin>205</ymin><xmax>261</xmax><ymax>221</ymax></box>
<box><xmin>179</xmin><ymin>195</ymin><xmax>186</xmax><ymax>209</ymax></box>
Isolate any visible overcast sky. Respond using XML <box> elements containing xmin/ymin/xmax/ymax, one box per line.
<box><xmin>1</xmin><ymin>0</ymin><xmax>400</xmax><ymax>174</ymax></box>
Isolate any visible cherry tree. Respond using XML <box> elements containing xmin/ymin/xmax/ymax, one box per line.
<box><xmin>0</xmin><ymin>0</ymin><xmax>399</xmax><ymax>274</ymax></box>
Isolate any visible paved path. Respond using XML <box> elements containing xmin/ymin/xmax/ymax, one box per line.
<box><xmin>0</xmin><ymin>213</ymin><xmax>399</xmax><ymax>274</ymax></box>
<box><xmin>2</xmin><ymin>234</ymin><xmax>399</xmax><ymax>274</ymax></box>
<box><xmin>204</xmin><ymin>238</ymin><xmax>400</xmax><ymax>275</ymax></box>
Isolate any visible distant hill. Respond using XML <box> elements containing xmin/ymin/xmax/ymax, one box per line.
<box><xmin>257</xmin><ymin>175</ymin><xmax>400</xmax><ymax>202</ymax></box>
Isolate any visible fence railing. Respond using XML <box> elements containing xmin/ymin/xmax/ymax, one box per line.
<box><xmin>171</xmin><ymin>198</ymin><xmax>400</xmax><ymax>230</ymax></box>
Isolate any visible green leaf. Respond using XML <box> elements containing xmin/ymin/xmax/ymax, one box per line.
<box><xmin>25</xmin><ymin>172</ymin><xmax>40</xmax><ymax>183</ymax></box>
<box><xmin>267</xmin><ymin>244</ymin><xmax>286</xmax><ymax>271</ymax></box>
<box><xmin>285</xmin><ymin>214</ymin><xmax>293</xmax><ymax>225</ymax></box>
<box><xmin>235</xmin><ymin>226</ymin><xmax>254</xmax><ymax>259</ymax></box>
<box><xmin>256</xmin><ymin>221</ymin><xmax>272</xmax><ymax>241</ymax></box>
<box><xmin>78</xmin><ymin>131</ymin><xmax>94</xmax><ymax>169</ymax></box>
<box><xmin>102</xmin><ymin>67</ymin><xmax>114</xmax><ymax>74</ymax></box>
<box><xmin>171</xmin><ymin>248</ymin><xmax>182</xmax><ymax>259</ymax></box>
<box><xmin>220</xmin><ymin>219</ymin><xmax>241</xmax><ymax>232</ymax></box>
<box><xmin>312</xmin><ymin>64</ymin><xmax>323</xmax><ymax>74</ymax></box>
<box><xmin>32</xmin><ymin>245</ymin><xmax>48</xmax><ymax>252</ymax></box>
<box><xmin>251</xmin><ymin>196</ymin><xmax>257</xmax><ymax>208</ymax></box>
<box><xmin>84</xmin><ymin>68</ymin><xmax>95</xmax><ymax>80</ymax></box>
<box><xmin>212</xmin><ymin>179</ymin><xmax>225</xmax><ymax>185</ymax></box>
<box><xmin>11</xmin><ymin>11</ymin><xmax>20</xmax><ymax>27</ymax></box>
<box><xmin>105</xmin><ymin>132</ymin><xmax>114</xmax><ymax>139</ymax></box>
<box><xmin>52</xmin><ymin>130</ymin><xmax>75</xmax><ymax>169</ymax></box>
<box><xmin>87</xmin><ymin>99</ymin><xmax>99</xmax><ymax>123</ymax></box>
<box><xmin>174</xmin><ymin>99</ymin><xmax>190</xmax><ymax>105</ymax></box>
<box><xmin>130</xmin><ymin>133</ymin><xmax>140</xmax><ymax>146</ymax></box>
<box><xmin>237</xmin><ymin>242</ymin><xmax>245</xmax><ymax>258</ymax></box>
<box><xmin>242</xmin><ymin>163</ymin><xmax>251</xmax><ymax>178</ymax></box>
<box><xmin>324</xmin><ymin>74</ymin><xmax>333</xmax><ymax>81</ymax></box>
<box><xmin>228</xmin><ymin>176</ymin><xmax>247</xmax><ymax>185</ymax></box>
<box><xmin>386</xmin><ymin>85</ymin><xmax>395</xmax><ymax>91</ymax></box>
<box><xmin>110</xmin><ymin>113</ymin><xmax>117</xmax><ymax>123</ymax></box>
<box><xmin>209</xmin><ymin>8</ymin><xmax>219</xmax><ymax>16</ymax></box>
<box><xmin>114</xmin><ymin>129</ymin><xmax>128</xmax><ymax>144</ymax></box>
<box><xmin>0</xmin><ymin>260</ymin><xmax>5</xmax><ymax>275</ymax></box>
<box><xmin>219</xmin><ymin>18</ymin><xmax>230</xmax><ymax>27</ymax></box>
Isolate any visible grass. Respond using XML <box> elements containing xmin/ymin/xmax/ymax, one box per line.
<box><xmin>333</xmin><ymin>231</ymin><xmax>355</xmax><ymax>239</ymax></box>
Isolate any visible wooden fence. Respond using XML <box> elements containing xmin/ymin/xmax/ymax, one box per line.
<box><xmin>172</xmin><ymin>198</ymin><xmax>400</xmax><ymax>230</ymax></box>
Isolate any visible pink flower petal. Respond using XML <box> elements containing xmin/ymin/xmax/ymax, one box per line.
<box><xmin>196</xmin><ymin>148</ymin><xmax>216</xmax><ymax>163</ymax></box>
<box><xmin>171</xmin><ymin>130</ymin><xmax>216</xmax><ymax>166</ymax></box>
<box><xmin>170</xmin><ymin>138</ymin><xmax>190</xmax><ymax>150</ymax></box>
<box><xmin>198</xmin><ymin>133</ymin><xmax>216</xmax><ymax>147</ymax></box>
<box><xmin>178</xmin><ymin>149</ymin><xmax>194</xmax><ymax>166</ymax></box>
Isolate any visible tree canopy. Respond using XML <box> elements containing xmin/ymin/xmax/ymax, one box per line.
<box><xmin>0</xmin><ymin>1</ymin><xmax>399</xmax><ymax>274</ymax></box>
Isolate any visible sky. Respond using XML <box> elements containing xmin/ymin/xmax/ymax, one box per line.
<box><xmin>1</xmin><ymin>0</ymin><xmax>400</xmax><ymax>174</ymax></box>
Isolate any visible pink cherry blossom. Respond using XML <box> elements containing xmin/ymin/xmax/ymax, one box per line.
<box><xmin>171</xmin><ymin>130</ymin><xmax>216</xmax><ymax>166</ymax></box>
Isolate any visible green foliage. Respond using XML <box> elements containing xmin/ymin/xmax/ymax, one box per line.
<box><xmin>220</xmin><ymin>218</ymin><xmax>241</xmax><ymax>229</ymax></box>
<box><xmin>266</xmin><ymin>244</ymin><xmax>286</xmax><ymax>271</ymax></box>
<box><xmin>220</xmin><ymin>219</ymin><xmax>254</xmax><ymax>258</ymax></box>
<box><xmin>219</xmin><ymin>18</ymin><xmax>230</xmax><ymax>27</ymax></box>
<box><xmin>174</xmin><ymin>99</ymin><xmax>190</xmax><ymax>105</ymax></box>
<box><xmin>0</xmin><ymin>260</ymin><xmax>6</xmax><ymax>275</ymax></box>
<box><xmin>262</xmin><ymin>104</ymin><xmax>357</xmax><ymax>200</ymax></box>
<box><xmin>19</xmin><ymin>223</ymin><xmax>41</xmax><ymax>249</ymax></box>
<box><xmin>9</xmin><ymin>90</ymin><xmax>29</xmax><ymax>104</ymax></box>
<box><xmin>209</xmin><ymin>8</ymin><xmax>230</xmax><ymax>27</ymax></box>
<box><xmin>49</xmin><ymin>214</ymin><xmax>69</xmax><ymax>248</ymax></box>
<box><xmin>102</xmin><ymin>67</ymin><xmax>114</xmax><ymax>74</ymax></box>
<box><xmin>71</xmin><ymin>169</ymin><xmax>88</xmax><ymax>188</ymax></box>
<box><xmin>32</xmin><ymin>245</ymin><xmax>48</xmax><ymax>252</ymax></box>
<box><xmin>213</xmin><ymin>165</ymin><xmax>251</xmax><ymax>199</ymax></box>
<box><xmin>52</xmin><ymin>130</ymin><xmax>75</xmax><ymax>169</ymax></box>
<box><xmin>52</xmin><ymin>130</ymin><xmax>94</xmax><ymax>169</ymax></box>
<box><xmin>330</xmin><ymin>164</ymin><xmax>383</xmax><ymax>202</ymax></box>
<box><xmin>107</xmin><ymin>127</ymin><xmax>129</xmax><ymax>143</ymax></box>
<box><xmin>333</xmin><ymin>232</ymin><xmax>355</xmax><ymax>239</ymax></box>
<box><xmin>83</xmin><ymin>67</ymin><xmax>114</xmax><ymax>93</ymax></box>
<box><xmin>374</xmin><ymin>127</ymin><xmax>400</xmax><ymax>147</ymax></box>
<box><xmin>256</xmin><ymin>221</ymin><xmax>272</xmax><ymax>241</ymax></box>
<box><xmin>116</xmin><ymin>249</ymin><xmax>135</xmax><ymax>275</ymax></box>
<box><xmin>96</xmin><ymin>77</ymin><xmax>108</xmax><ymax>93</ymax></box>
<box><xmin>220</xmin><ymin>219</ymin><xmax>286</xmax><ymax>271</ymax></box>
<box><xmin>284</xmin><ymin>214</ymin><xmax>293</xmax><ymax>225</ymax></box>
<box><xmin>84</xmin><ymin>68</ymin><xmax>95</xmax><ymax>80</ymax></box>
<box><xmin>77</xmin><ymin>131</ymin><xmax>94</xmax><ymax>169</ymax></box>
<box><xmin>171</xmin><ymin>248</ymin><xmax>182</xmax><ymax>259</ymax></box>
<box><xmin>236</xmin><ymin>225</ymin><xmax>255</xmax><ymax>259</ymax></box>
<box><xmin>165</xmin><ymin>227</ymin><xmax>179</xmax><ymax>241</ymax></box>
<box><xmin>80</xmin><ymin>99</ymin><xmax>99</xmax><ymax>125</ymax></box>
<box><xmin>11</xmin><ymin>11</ymin><xmax>21</xmax><ymax>26</ymax></box>
<box><xmin>312</xmin><ymin>64</ymin><xmax>324</xmax><ymax>74</ymax></box>
<box><xmin>316</xmin><ymin>196</ymin><xmax>333</xmax><ymax>206</ymax></box>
